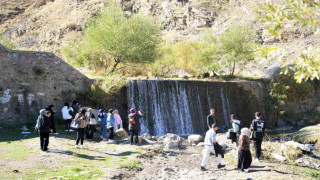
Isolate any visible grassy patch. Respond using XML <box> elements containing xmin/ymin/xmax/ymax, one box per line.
<box><xmin>120</xmin><ymin>160</ymin><xmax>142</xmax><ymax>171</ymax></box>
<box><xmin>293</xmin><ymin>124</ymin><xmax>320</xmax><ymax>148</ymax></box>
<box><xmin>288</xmin><ymin>164</ymin><xmax>320</xmax><ymax>180</ymax></box>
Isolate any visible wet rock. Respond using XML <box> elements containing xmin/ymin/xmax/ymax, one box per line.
<box><xmin>188</xmin><ymin>134</ymin><xmax>203</xmax><ymax>145</ymax></box>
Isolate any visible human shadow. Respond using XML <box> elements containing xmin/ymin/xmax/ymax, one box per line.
<box><xmin>48</xmin><ymin>149</ymin><xmax>107</xmax><ymax>161</ymax></box>
<box><xmin>105</xmin><ymin>151</ymin><xmax>141</xmax><ymax>157</ymax></box>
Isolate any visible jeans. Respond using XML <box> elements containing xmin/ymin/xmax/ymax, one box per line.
<box><xmin>130</xmin><ymin>130</ymin><xmax>139</xmax><ymax>144</ymax></box>
<box><xmin>254</xmin><ymin>138</ymin><xmax>263</xmax><ymax>159</ymax></box>
<box><xmin>64</xmin><ymin>119</ymin><xmax>72</xmax><ymax>131</ymax></box>
<box><xmin>201</xmin><ymin>145</ymin><xmax>221</xmax><ymax>167</ymax></box>
<box><xmin>76</xmin><ymin>128</ymin><xmax>85</xmax><ymax>145</ymax></box>
<box><xmin>101</xmin><ymin>125</ymin><xmax>108</xmax><ymax>139</ymax></box>
<box><xmin>40</xmin><ymin>132</ymin><xmax>49</xmax><ymax>151</ymax></box>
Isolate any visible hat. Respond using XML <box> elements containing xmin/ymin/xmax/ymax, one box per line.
<box><xmin>130</xmin><ymin>108</ymin><xmax>136</xmax><ymax>114</ymax></box>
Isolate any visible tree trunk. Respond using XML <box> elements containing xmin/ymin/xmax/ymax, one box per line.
<box><xmin>231</xmin><ymin>61</ymin><xmax>236</xmax><ymax>76</ymax></box>
<box><xmin>109</xmin><ymin>58</ymin><xmax>121</xmax><ymax>74</ymax></box>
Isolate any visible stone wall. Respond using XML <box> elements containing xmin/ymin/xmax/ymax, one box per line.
<box><xmin>0</xmin><ymin>44</ymin><xmax>92</xmax><ymax>124</ymax></box>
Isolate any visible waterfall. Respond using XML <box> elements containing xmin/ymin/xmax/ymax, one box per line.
<box><xmin>127</xmin><ymin>80</ymin><xmax>263</xmax><ymax>136</ymax></box>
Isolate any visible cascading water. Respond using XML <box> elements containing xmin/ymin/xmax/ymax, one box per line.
<box><xmin>127</xmin><ymin>80</ymin><xmax>264</xmax><ymax>136</ymax></box>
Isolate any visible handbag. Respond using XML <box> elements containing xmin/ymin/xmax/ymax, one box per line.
<box><xmin>90</xmin><ymin>118</ymin><xmax>98</xmax><ymax>125</ymax></box>
<box><xmin>70</xmin><ymin>114</ymin><xmax>82</xmax><ymax>128</ymax></box>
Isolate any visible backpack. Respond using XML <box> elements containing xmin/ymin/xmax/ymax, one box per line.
<box><xmin>34</xmin><ymin>115</ymin><xmax>43</xmax><ymax>131</ymax></box>
<box><xmin>129</xmin><ymin>115</ymin><xmax>136</xmax><ymax>125</ymax></box>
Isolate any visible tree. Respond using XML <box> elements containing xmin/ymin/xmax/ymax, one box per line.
<box><xmin>83</xmin><ymin>1</ymin><xmax>161</xmax><ymax>73</ymax></box>
<box><xmin>256</xmin><ymin>0</ymin><xmax>320</xmax><ymax>82</ymax></box>
<box><xmin>217</xmin><ymin>25</ymin><xmax>256</xmax><ymax>76</ymax></box>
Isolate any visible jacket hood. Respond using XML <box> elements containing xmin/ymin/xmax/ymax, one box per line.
<box><xmin>40</xmin><ymin>109</ymin><xmax>46</xmax><ymax>116</ymax></box>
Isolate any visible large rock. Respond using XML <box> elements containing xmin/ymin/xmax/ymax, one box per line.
<box><xmin>284</xmin><ymin>141</ymin><xmax>315</xmax><ymax>153</ymax></box>
<box><xmin>188</xmin><ymin>134</ymin><xmax>203</xmax><ymax>145</ymax></box>
<box><xmin>163</xmin><ymin>142</ymin><xmax>179</xmax><ymax>151</ymax></box>
<box><xmin>162</xmin><ymin>133</ymin><xmax>184</xmax><ymax>145</ymax></box>
<box><xmin>115</xmin><ymin>129</ymin><xmax>129</xmax><ymax>140</ymax></box>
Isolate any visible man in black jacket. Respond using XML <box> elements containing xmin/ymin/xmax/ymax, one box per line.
<box><xmin>207</xmin><ymin>108</ymin><xmax>217</xmax><ymax>130</ymax></box>
<box><xmin>250</xmin><ymin>112</ymin><xmax>266</xmax><ymax>162</ymax></box>
<box><xmin>39</xmin><ymin>110</ymin><xmax>52</xmax><ymax>151</ymax></box>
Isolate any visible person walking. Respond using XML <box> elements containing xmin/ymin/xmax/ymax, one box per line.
<box><xmin>37</xmin><ymin>109</ymin><xmax>52</xmax><ymax>151</ymax></box>
<box><xmin>47</xmin><ymin>104</ymin><xmax>58</xmax><ymax>135</ymax></box>
<box><xmin>231</xmin><ymin>114</ymin><xmax>241</xmax><ymax>147</ymax></box>
<box><xmin>237</xmin><ymin>128</ymin><xmax>254</xmax><ymax>173</ymax></box>
<box><xmin>85</xmin><ymin>108</ymin><xmax>97</xmax><ymax>140</ymax></box>
<box><xmin>250</xmin><ymin>112</ymin><xmax>266</xmax><ymax>162</ymax></box>
<box><xmin>114</xmin><ymin>109</ymin><xmax>123</xmax><ymax>131</ymax></box>
<box><xmin>107</xmin><ymin>109</ymin><xmax>116</xmax><ymax>140</ymax></box>
<box><xmin>201</xmin><ymin>124</ymin><xmax>225</xmax><ymax>171</ymax></box>
<box><xmin>207</xmin><ymin>108</ymin><xmax>217</xmax><ymax>130</ymax></box>
<box><xmin>62</xmin><ymin>102</ymin><xmax>74</xmax><ymax>132</ymax></box>
<box><xmin>128</xmin><ymin>108</ymin><xmax>142</xmax><ymax>145</ymax></box>
<box><xmin>98</xmin><ymin>109</ymin><xmax>108</xmax><ymax>141</ymax></box>
<box><xmin>71</xmin><ymin>100</ymin><xmax>80</xmax><ymax>119</ymax></box>
<box><xmin>75</xmin><ymin>109</ymin><xmax>88</xmax><ymax>148</ymax></box>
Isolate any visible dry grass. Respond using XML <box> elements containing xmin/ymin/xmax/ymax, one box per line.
<box><xmin>261</xmin><ymin>141</ymin><xmax>302</xmax><ymax>162</ymax></box>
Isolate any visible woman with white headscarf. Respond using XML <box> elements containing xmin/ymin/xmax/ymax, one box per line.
<box><xmin>237</xmin><ymin>127</ymin><xmax>255</xmax><ymax>173</ymax></box>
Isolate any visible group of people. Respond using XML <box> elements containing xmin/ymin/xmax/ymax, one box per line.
<box><xmin>35</xmin><ymin>100</ymin><xmax>143</xmax><ymax>151</ymax></box>
<box><xmin>202</xmin><ymin>109</ymin><xmax>265</xmax><ymax>173</ymax></box>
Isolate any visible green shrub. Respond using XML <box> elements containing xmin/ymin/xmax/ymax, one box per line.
<box><xmin>0</xmin><ymin>35</ymin><xmax>16</xmax><ymax>49</ymax></box>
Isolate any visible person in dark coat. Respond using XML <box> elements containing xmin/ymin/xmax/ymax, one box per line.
<box><xmin>71</xmin><ymin>100</ymin><xmax>80</xmax><ymax>119</ymax></box>
<box><xmin>128</xmin><ymin>108</ymin><xmax>142</xmax><ymax>145</ymax></box>
<box><xmin>207</xmin><ymin>108</ymin><xmax>217</xmax><ymax>130</ymax></box>
<box><xmin>47</xmin><ymin>104</ymin><xmax>58</xmax><ymax>134</ymax></box>
<box><xmin>250</xmin><ymin>112</ymin><xmax>266</xmax><ymax>162</ymax></box>
<box><xmin>237</xmin><ymin>127</ymin><xmax>255</xmax><ymax>173</ymax></box>
<box><xmin>38</xmin><ymin>110</ymin><xmax>52</xmax><ymax>151</ymax></box>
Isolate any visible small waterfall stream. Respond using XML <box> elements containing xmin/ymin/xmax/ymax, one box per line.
<box><xmin>127</xmin><ymin>80</ymin><xmax>264</xmax><ymax>136</ymax></box>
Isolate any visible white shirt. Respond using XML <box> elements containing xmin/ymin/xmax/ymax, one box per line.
<box><xmin>204</xmin><ymin>129</ymin><xmax>217</xmax><ymax>146</ymax></box>
<box><xmin>62</xmin><ymin>106</ymin><xmax>73</xmax><ymax>120</ymax></box>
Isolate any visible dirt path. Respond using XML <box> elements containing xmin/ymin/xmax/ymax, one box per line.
<box><xmin>0</xmin><ymin>132</ymin><xmax>318</xmax><ymax>180</ymax></box>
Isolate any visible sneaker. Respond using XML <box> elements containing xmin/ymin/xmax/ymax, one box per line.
<box><xmin>69</xmin><ymin>129</ymin><xmax>74</xmax><ymax>132</ymax></box>
<box><xmin>75</xmin><ymin>145</ymin><xmax>78</xmax><ymax>148</ymax></box>
<box><xmin>201</xmin><ymin>166</ymin><xmax>207</xmax><ymax>171</ymax></box>
<box><xmin>80</xmin><ymin>145</ymin><xmax>83</xmax><ymax>149</ymax></box>
<box><xmin>255</xmin><ymin>158</ymin><xmax>260</xmax><ymax>163</ymax></box>
<box><xmin>217</xmin><ymin>164</ymin><xmax>225</xmax><ymax>169</ymax></box>
<box><xmin>240</xmin><ymin>169</ymin><xmax>247</xmax><ymax>173</ymax></box>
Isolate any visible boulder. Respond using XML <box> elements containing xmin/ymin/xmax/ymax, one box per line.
<box><xmin>151</xmin><ymin>136</ymin><xmax>158</xmax><ymax>141</ymax></box>
<box><xmin>163</xmin><ymin>142</ymin><xmax>179</xmax><ymax>151</ymax></box>
<box><xmin>196</xmin><ymin>142</ymin><xmax>205</xmax><ymax>146</ymax></box>
<box><xmin>284</xmin><ymin>141</ymin><xmax>314</xmax><ymax>152</ymax></box>
<box><xmin>163</xmin><ymin>133</ymin><xmax>184</xmax><ymax>145</ymax></box>
<box><xmin>142</xmin><ymin>132</ymin><xmax>152</xmax><ymax>140</ymax></box>
<box><xmin>114</xmin><ymin>129</ymin><xmax>129</xmax><ymax>139</ymax></box>
<box><xmin>187</xmin><ymin>134</ymin><xmax>203</xmax><ymax>145</ymax></box>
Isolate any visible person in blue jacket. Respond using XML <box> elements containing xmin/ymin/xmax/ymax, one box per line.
<box><xmin>98</xmin><ymin>109</ymin><xmax>108</xmax><ymax>141</ymax></box>
<box><xmin>107</xmin><ymin>109</ymin><xmax>116</xmax><ymax>140</ymax></box>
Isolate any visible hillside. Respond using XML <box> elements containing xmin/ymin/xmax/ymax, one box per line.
<box><xmin>0</xmin><ymin>0</ymin><xmax>319</xmax><ymax>78</ymax></box>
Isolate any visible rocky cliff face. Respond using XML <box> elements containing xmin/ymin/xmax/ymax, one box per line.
<box><xmin>0</xmin><ymin>44</ymin><xmax>92</xmax><ymax>124</ymax></box>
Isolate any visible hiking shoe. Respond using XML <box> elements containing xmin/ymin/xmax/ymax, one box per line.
<box><xmin>217</xmin><ymin>164</ymin><xmax>225</xmax><ymax>169</ymax></box>
<box><xmin>201</xmin><ymin>166</ymin><xmax>207</xmax><ymax>171</ymax></box>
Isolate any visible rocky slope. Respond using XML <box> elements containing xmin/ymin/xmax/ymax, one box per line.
<box><xmin>0</xmin><ymin>0</ymin><xmax>319</xmax><ymax>78</ymax></box>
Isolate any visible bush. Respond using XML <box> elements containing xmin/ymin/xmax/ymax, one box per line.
<box><xmin>0</xmin><ymin>35</ymin><xmax>16</xmax><ymax>49</ymax></box>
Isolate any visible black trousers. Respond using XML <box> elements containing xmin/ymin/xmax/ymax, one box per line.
<box><xmin>86</xmin><ymin>124</ymin><xmax>96</xmax><ymax>139</ymax></box>
<box><xmin>108</xmin><ymin>127</ymin><xmax>114</xmax><ymax>139</ymax></box>
<box><xmin>237</xmin><ymin>150</ymin><xmax>252</xmax><ymax>170</ymax></box>
<box><xmin>50</xmin><ymin>117</ymin><xmax>56</xmax><ymax>133</ymax></box>
<box><xmin>254</xmin><ymin>138</ymin><xmax>263</xmax><ymax>159</ymax></box>
<box><xmin>64</xmin><ymin>119</ymin><xmax>72</xmax><ymax>131</ymax></box>
<box><xmin>76</xmin><ymin>128</ymin><xmax>85</xmax><ymax>145</ymax></box>
<box><xmin>130</xmin><ymin>130</ymin><xmax>139</xmax><ymax>144</ymax></box>
<box><xmin>40</xmin><ymin>132</ymin><xmax>49</xmax><ymax>151</ymax></box>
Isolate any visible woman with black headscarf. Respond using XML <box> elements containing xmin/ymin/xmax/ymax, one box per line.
<box><xmin>47</xmin><ymin>104</ymin><xmax>58</xmax><ymax>135</ymax></box>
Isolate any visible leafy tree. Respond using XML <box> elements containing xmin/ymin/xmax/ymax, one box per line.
<box><xmin>62</xmin><ymin>1</ymin><xmax>161</xmax><ymax>73</ymax></box>
<box><xmin>217</xmin><ymin>25</ymin><xmax>256</xmax><ymax>76</ymax></box>
<box><xmin>256</xmin><ymin>0</ymin><xmax>320</xmax><ymax>82</ymax></box>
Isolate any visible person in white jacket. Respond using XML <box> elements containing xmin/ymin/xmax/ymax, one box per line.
<box><xmin>201</xmin><ymin>124</ymin><xmax>225</xmax><ymax>171</ymax></box>
<box><xmin>62</xmin><ymin>102</ymin><xmax>74</xmax><ymax>132</ymax></box>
